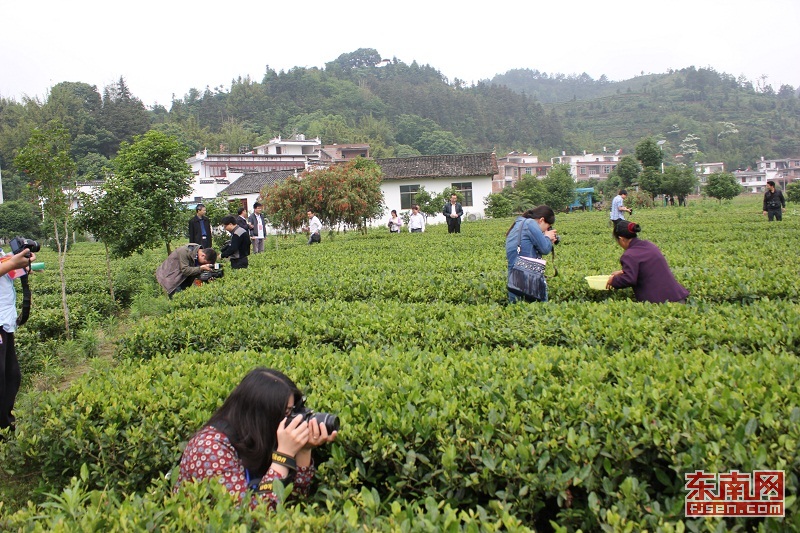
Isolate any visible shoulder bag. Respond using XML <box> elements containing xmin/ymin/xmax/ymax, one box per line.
<box><xmin>507</xmin><ymin>219</ymin><xmax>548</xmax><ymax>301</ymax></box>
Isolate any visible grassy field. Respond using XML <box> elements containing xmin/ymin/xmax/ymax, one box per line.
<box><xmin>1</xmin><ymin>195</ymin><xmax>798</xmax><ymax>531</ymax></box>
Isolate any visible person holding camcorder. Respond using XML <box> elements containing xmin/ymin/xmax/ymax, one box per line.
<box><xmin>1</xmin><ymin>239</ymin><xmax>39</xmax><ymax>433</ymax></box>
<box><xmin>155</xmin><ymin>244</ymin><xmax>218</xmax><ymax>298</ymax></box>
<box><xmin>175</xmin><ymin>367</ymin><xmax>338</xmax><ymax>511</ymax></box>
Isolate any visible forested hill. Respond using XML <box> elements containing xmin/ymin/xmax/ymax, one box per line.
<box><xmin>492</xmin><ymin>66</ymin><xmax>800</xmax><ymax>170</ymax></box>
<box><xmin>0</xmin><ymin>48</ymin><xmax>798</xmax><ymax>194</ymax></box>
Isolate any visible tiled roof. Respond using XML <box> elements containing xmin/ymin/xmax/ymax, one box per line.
<box><xmin>219</xmin><ymin>169</ymin><xmax>299</xmax><ymax>196</ymax></box>
<box><xmin>376</xmin><ymin>153</ymin><xmax>498</xmax><ymax>180</ymax></box>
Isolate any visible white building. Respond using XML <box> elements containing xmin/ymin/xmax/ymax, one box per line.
<box><xmin>550</xmin><ymin>149</ymin><xmax>621</xmax><ymax>181</ymax></box>
<box><xmin>252</xmin><ymin>134</ymin><xmax>321</xmax><ymax>157</ymax></box>
<box><xmin>732</xmin><ymin>170</ymin><xmax>766</xmax><ymax>193</ymax></box>
<box><xmin>184</xmin><ymin>136</ymin><xmax>318</xmax><ymax>204</ymax></box>
<box><xmin>375</xmin><ymin>153</ymin><xmax>498</xmax><ymax>225</ymax></box>
<box><xmin>756</xmin><ymin>157</ymin><xmax>800</xmax><ymax>190</ymax></box>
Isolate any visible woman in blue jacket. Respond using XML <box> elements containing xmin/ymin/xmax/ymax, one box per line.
<box><xmin>505</xmin><ymin>206</ymin><xmax>558</xmax><ymax>303</ymax></box>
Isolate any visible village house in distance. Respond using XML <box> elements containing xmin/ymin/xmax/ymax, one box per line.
<box><xmin>181</xmin><ymin>134</ymin><xmax>799</xmax><ymax>231</ymax></box>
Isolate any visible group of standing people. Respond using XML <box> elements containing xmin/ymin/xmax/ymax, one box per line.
<box><xmin>387</xmin><ymin>194</ymin><xmax>465</xmax><ymax>235</ymax></box>
<box><xmin>387</xmin><ymin>206</ymin><xmax>426</xmax><ymax>233</ymax></box>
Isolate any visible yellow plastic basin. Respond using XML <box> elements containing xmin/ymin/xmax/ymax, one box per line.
<box><xmin>585</xmin><ymin>275</ymin><xmax>611</xmax><ymax>290</ymax></box>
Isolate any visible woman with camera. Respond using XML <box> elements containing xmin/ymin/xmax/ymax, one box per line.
<box><xmin>175</xmin><ymin>367</ymin><xmax>337</xmax><ymax>510</ymax></box>
<box><xmin>504</xmin><ymin>206</ymin><xmax>558</xmax><ymax>303</ymax></box>
<box><xmin>388</xmin><ymin>210</ymin><xmax>403</xmax><ymax>233</ymax></box>
<box><xmin>606</xmin><ymin>221</ymin><xmax>689</xmax><ymax>303</ymax></box>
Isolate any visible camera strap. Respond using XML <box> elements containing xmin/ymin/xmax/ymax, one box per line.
<box><xmin>16</xmin><ymin>262</ymin><xmax>32</xmax><ymax>327</ymax></box>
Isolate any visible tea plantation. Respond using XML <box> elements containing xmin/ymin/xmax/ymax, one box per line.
<box><xmin>1</xmin><ymin>197</ymin><xmax>798</xmax><ymax>532</ymax></box>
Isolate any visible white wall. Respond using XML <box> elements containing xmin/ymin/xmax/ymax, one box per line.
<box><xmin>378</xmin><ymin>176</ymin><xmax>493</xmax><ymax>226</ymax></box>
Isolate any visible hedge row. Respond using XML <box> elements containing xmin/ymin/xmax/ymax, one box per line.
<box><xmin>6</xmin><ymin>345</ymin><xmax>798</xmax><ymax>530</ymax></box>
<box><xmin>115</xmin><ymin>300</ymin><xmax>800</xmax><ymax>361</ymax></box>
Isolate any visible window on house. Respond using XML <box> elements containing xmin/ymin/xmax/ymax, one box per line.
<box><xmin>603</xmin><ymin>166</ymin><xmax>611</xmax><ymax>174</ymax></box>
<box><xmin>580</xmin><ymin>167</ymin><xmax>587</xmax><ymax>175</ymax></box>
<box><xmin>400</xmin><ymin>184</ymin><xmax>419</xmax><ymax>209</ymax></box>
<box><xmin>451</xmin><ymin>182</ymin><xmax>473</xmax><ymax>207</ymax></box>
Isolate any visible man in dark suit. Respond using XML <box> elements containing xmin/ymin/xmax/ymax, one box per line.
<box><xmin>188</xmin><ymin>204</ymin><xmax>213</xmax><ymax>248</ymax></box>
<box><xmin>236</xmin><ymin>206</ymin><xmax>251</xmax><ymax>232</ymax></box>
<box><xmin>443</xmin><ymin>194</ymin><xmax>463</xmax><ymax>234</ymax></box>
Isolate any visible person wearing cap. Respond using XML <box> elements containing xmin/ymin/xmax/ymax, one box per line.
<box><xmin>606</xmin><ymin>220</ymin><xmax>689</xmax><ymax>304</ymax></box>
<box><xmin>610</xmin><ymin>189</ymin><xmax>631</xmax><ymax>225</ymax></box>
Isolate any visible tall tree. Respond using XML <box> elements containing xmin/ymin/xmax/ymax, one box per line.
<box><xmin>112</xmin><ymin>130</ymin><xmax>193</xmax><ymax>255</ymax></box>
<box><xmin>100</xmin><ymin>77</ymin><xmax>151</xmax><ymax>155</ymax></box>
<box><xmin>610</xmin><ymin>155</ymin><xmax>641</xmax><ymax>187</ymax></box>
<box><xmin>541</xmin><ymin>163</ymin><xmax>576</xmax><ymax>211</ymax></box>
<box><xmin>73</xmin><ymin>177</ymin><xmax>136</xmax><ymax>302</ymax></box>
<box><xmin>0</xmin><ymin>199</ymin><xmax>42</xmax><ymax>241</ymax></box>
<box><xmin>704</xmin><ymin>172</ymin><xmax>742</xmax><ymax>202</ymax></box>
<box><xmin>264</xmin><ymin>158</ymin><xmax>384</xmax><ymax>234</ymax></box>
<box><xmin>14</xmin><ymin>122</ymin><xmax>76</xmax><ymax>337</ymax></box>
<box><xmin>638</xmin><ymin>166</ymin><xmax>663</xmax><ymax>201</ymax></box>
<box><xmin>661</xmin><ymin>165</ymin><xmax>697</xmax><ymax>205</ymax></box>
<box><xmin>635</xmin><ymin>137</ymin><xmax>664</xmax><ymax>170</ymax></box>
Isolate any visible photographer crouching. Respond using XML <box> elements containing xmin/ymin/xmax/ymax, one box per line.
<box><xmin>1</xmin><ymin>239</ymin><xmax>39</xmax><ymax>434</ymax></box>
<box><xmin>155</xmin><ymin>244</ymin><xmax>218</xmax><ymax>299</ymax></box>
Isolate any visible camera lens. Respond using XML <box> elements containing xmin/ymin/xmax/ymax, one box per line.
<box><xmin>313</xmin><ymin>412</ymin><xmax>340</xmax><ymax>433</ymax></box>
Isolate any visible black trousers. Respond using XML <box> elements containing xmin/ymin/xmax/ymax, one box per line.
<box><xmin>0</xmin><ymin>329</ymin><xmax>20</xmax><ymax>430</ymax></box>
<box><xmin>447</xmin><ymin>216</ymin><xmax>461</xmax><ymax>233</ymax></box>
<box><xmin>230</xmin><ymin>256</ymin><xmax>249</xmax><ymax>269</ymax></box>
<box><xmin>767</xmin><ymin>209</ymin><xmax>782</xmax><ymax>221</ymax></box>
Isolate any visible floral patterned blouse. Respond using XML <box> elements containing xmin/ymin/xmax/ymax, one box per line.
<box><xmin>175</xmin><ymin>425</ymin><xmax>314</xmax><ymax>510</ymax></box>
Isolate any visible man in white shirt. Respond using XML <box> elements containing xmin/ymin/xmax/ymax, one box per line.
<box><xmin>408</xmin><ymin>205</ymin><xmax>425</xmax><ymax>233</ymax></box>
<box><xmin>307</xmin><ymin>210</ymin><xmax>322</xmax><ymax>244</ymax></box>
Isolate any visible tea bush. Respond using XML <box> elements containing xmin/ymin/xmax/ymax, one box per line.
<box><xmin>2</xmin><ymin>197</ymin><xmax>798</xmax><ymax>530</ymax></box>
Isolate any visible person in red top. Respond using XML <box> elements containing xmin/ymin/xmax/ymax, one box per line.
<box><xmin>606</xmin><ymin>221</ymin><xmax>689</xmax><ymax>304</ymax></box>
<box><xmin>175</xmin><ymin>367</ymin><xmax>337</xmax><ymax>509</ymax></box>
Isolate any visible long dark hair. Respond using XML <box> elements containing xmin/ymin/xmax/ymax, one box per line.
<box><xmin>506</xmin><ymin>205</ymin><xmax>555</xmax><ymax>236</ymax></box>
<box><xmin>207</xmin><ymin>367</ymin><xmax>302</xmax><ymax>475</ymax></box>
<box><xmin>613</xmin><ymin>220</ymin><xmax>641</xmax><ymax>240</ymax></box>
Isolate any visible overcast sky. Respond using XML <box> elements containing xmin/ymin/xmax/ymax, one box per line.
<box><xmin>2</xmin><ymin>0</ymin><xmax>798</xmax><ymax>107</ymax></box>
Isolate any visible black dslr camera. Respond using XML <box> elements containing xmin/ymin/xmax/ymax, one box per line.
<box><xmin>198</xmin><ymin>266</ymin><xmax>224</xmax><ymax>282</ymax></box>
<box><xmin>10</xmin><ymin>236</ymin><xmax>41</xmax><ymax>256</ymax></box>
<box><xmin>551</xmin><ymin>229</ymin><xmax>560</xmax><ymax>245</ymax></box>
<box><xmin>286</xmin><ymin>400</ymin><xmax>340</xmax><ymax>434</ymax></box>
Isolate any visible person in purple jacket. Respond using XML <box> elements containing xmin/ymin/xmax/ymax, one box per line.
<box><xmin>606</xmin><ymin>221</ymin><xmax>689</xmax><ymax>303</ymax></box>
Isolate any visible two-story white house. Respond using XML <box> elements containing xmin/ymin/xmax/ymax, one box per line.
<box><xmin>732</xmin><ymin>169</ymin><xmax>767</xmax><ymax>193</ymax></box>
<box><xmin>550</xmin><ymin>150</ymin><xmax>621</xmax><ymax>181</ymax></box>
<box><xmin>756</xmin><ymin>157</ymin><xmax>800</xmax><ymax>190</ymax></box>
